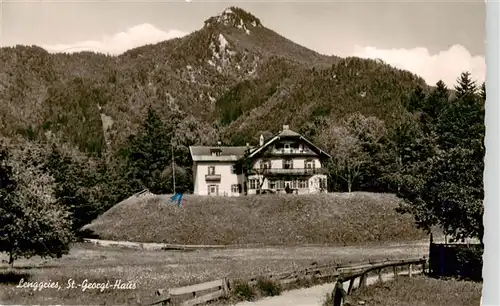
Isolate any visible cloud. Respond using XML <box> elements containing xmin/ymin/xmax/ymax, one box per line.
<box><xmin>351</xmin><ymin>44</ymin><xmax>486</xmax><ymax>88</ymax></box>
<box><xmin>42</xmin><ymin>23</ymin><xmax>187</xmax><ymax>55</ymax></box>
<box><xmin>41</xmin><ymin>23</ymin><xmax>485</xmax><ymax>89</ymax></box>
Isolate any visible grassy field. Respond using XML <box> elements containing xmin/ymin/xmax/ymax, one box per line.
<box><xmin>327</xmin><ymin>275</ymin><xmax>482</xmax><ymax>306</ymax></box>
<box><xmin>83</xmin><ymin>192</ymin><xmax>428</xmax><ymax>245</ymax></box>
<box><xmin>0</xmin><ymin>239</ymin><xmax>429</xmax><ymax>305</ymax></box>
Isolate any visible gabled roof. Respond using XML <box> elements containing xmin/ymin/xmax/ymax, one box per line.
<box><xmin>247</xmin><ymin>128</ymin><xmax>331</xmax><ymax>159</ymax></box>
<box><xmin>189</xmin><ymin>146</ymin><xmax>255</xmax><ymax>162</ymax></box>
<box><xmin>189</xmin><ymin>126</ymin><xmax>331</xmax><ymax>162</ymax></box>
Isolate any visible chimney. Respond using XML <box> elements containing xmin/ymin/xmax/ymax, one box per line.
<box><xmin>283</xmin><ymin>125</ymin><xmax>289</xmax><ymax>130</ymax></box>
<box><xmin>259</xmin><ymin>134</ymin><xmax>264</xmax><ymax>146</ymax></box>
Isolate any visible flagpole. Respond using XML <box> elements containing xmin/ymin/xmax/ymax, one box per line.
<box><xmin>172</xmin><ymin>141</ymin><xmax>176</xmax><ymax>193</ymax></box>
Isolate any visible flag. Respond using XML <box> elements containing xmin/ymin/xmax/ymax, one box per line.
<box><xmin>170</xmin><ymin>193</ymin><xmax>183</xmax><ymax>207</ymax></box>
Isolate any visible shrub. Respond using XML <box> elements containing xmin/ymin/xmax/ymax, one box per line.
<box><xmin>232</xmin><ymin>281</ymin><xmax>257</xmax><ymax>301</ymax></box>
<box><xmin>256</xmin><ymin>277</ymin><xmax>282</xmax><ymax>297</ymax></box>
<box><xmin>455</xmin><ymin>244</ymin><xmax>483</xmax><ymax>281</ymax></box>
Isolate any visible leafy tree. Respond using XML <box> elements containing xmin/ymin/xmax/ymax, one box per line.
<box><xmin>45</xmin><ymin>143</ymin><xmax>103</xmax><ymax>233</ymax></box>
<box><xmin>396</xmin><ymin>72</ymin><xmax>484</xmax><ymax>242</ymax></box>
<box><xmin>343</xmin><ymin>113</ymin><xmax>388</xmax><ymax>191</ymax></box>
<box><xmin>317</xmin><ymin>113</ymin><xmax>387</xmax><ymax>192</ymax></box>
<box><xmin>0</xmin><ymin>139</ymin><xmax>73</xmax><ymax>266</ymax></box>
<box><xmin>317</xmin><ymin>122</ymin><xmax>367</xmax><ymax>193</ymax></box>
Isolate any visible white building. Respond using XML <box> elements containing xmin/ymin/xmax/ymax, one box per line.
<box><xmin>189</xmin><ymin>125</ymin><xmax>331</xmax><ymax>196</ymax></box>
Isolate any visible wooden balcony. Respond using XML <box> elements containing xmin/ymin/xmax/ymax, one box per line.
<box><xmin>205</xmin><ymin>174</ymin><xmax>222</xmax><ymax>181</ymax></box>
<box><xmin>263</xmin><ymin>149</ymin><xmax>316</xmax><ymax>157</ymax></box>
<box><xmin>250</xmin><ymin>168</ymin><xmax>327</xmax><ymax>176</ymax></box>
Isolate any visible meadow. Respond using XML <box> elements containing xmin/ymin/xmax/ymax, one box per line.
<box><xmin>0</xmin><ymin>239</ymin><xmax>430</xmax><ymax>305</ymax></box>
<box><xmin>1</xmin><ymin>192</ymin><xmax>436</xmax><ymax>305</ymax></box>
<box><xmin>329</xmin><ymin>275</ymin><xmax>482</xmax><ymax>306</ymax></box>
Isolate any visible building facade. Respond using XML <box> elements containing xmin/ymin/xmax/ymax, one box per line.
<box><xmin>189</xmin><ymin>125</ymin><xmax>330</xmax><ymax>196</ymax></box>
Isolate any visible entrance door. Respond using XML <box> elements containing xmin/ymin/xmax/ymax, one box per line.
<box><xmin>208</xmin><ymin>185</ymin><xmax>219</xmax><ymax>196</ymax></box>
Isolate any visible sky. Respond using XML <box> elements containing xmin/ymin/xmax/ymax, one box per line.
<box><xmin>0</xmin><ymin>0</ymin><xmax>486</xmax><ymax>87</ymax></box>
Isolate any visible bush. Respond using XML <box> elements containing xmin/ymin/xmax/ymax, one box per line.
<box><xmin>256</xmin><ymin>277</ymin><xmax>282</xmax><ymax>297</ymax></box>
<box><xmin>0</xmin><ymin>141</ymin><xmax>74</xmax><ymax>266</ymax></box>
<box><xmin>455</xmin><ymin>244</ymin><xmax>483</xmax><ymax>281</ymax></box>
<box><xmin>232</xmin><ymin>281</ymin><xmax>257</xmax><ymax>301</ymax></box>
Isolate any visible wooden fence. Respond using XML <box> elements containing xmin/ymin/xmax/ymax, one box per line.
<box><xmin>149</xmin><ymin>257</ymin><xmax>427</xmax><ymax>306</ymax></box>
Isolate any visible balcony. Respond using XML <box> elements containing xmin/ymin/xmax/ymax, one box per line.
<box><xmin>205</xmin><ymin>174</ymin><xmax>222</xmax><ymax>181</ymax></box>
<box><xmin>266</xmin><ymin>148</ymin><xmax>315</xmax><ymax>156</ymax></box>
<box><xmin>251</xmin><ymin>168</ymin><xmax>327</xmax><ymax>176</ymax></box>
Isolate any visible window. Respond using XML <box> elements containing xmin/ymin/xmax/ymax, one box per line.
<box><xmin>276</xmin><ymin>180</ymin><xmax>285</xmax><ymax>189</ymax></box>
<box><xmin>260</xmin><ymin>160</ymin><xmax>271</xmax><ymax>170</ymax></box>
<box><xmin>305</xmin><ymin>160</ymin><xmax>314</xmax><ymax>169</ymax></box>
<box><xmin>319</xmin><ymin>178</ymin><xmax>327</xmax><ymax>189</ymax></box>
<box><xmin>291</xmin><ymin>180</ymin><xmax>298</xmax><ymax>189</ymax></box>
<box><xmin>269</xmin><ymin>180</ymin><xmax>276</xmax><ymax>189</ymax></box>
<box><xmin>283</xmin><ymin>159</ymin><xmax>293</xmax><ymax>169</ymax></box>
<box><xmin>249</xmin><ymin>179</ymin><xmax>257</xmax><ymax>189</ymax></box>
<box><xmin>208</xmin><ymin>185</ymin><xmax>218</xmax><ymax>195</ymax></box>
<box><xmin>231</xmin><ymin>184</ymin><xmax>239</xmax><ymax>193</ymax></box>
<box><xmin>208</xmin><ymin>166</ymin><xmax>215</xmax><ymax>175</ymax></box>
<box><xmin>284</xmin><ymin>143</ymin><xmax>290</xmax><ymax>149</ymax></box>
<box><xmin>298</xmin><ymin>180</ymin><xmax>309</xmax><ymax>188</ymax></box>
<box><xmin>231</xmin><ymin>165</ymin><xmax>237</xmax><ymax>174</ymax></box>
<box><xmin>210</xmin><ymin>149</ymin><xmax>222</xmax><ymax>156</ymax></box>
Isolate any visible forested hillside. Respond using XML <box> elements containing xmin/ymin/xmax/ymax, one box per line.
<box><xmin>0</xmin><ymin>7</ymin><xmax>485</xmax><ymax>247</ymax></box>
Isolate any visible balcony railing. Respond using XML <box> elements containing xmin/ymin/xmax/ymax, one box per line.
<box><xmin>205</xmin><ymin>174</ymin><xmax>222</xmax><ymax>181</ymax></box>
<box><xmin>267</xmin><ymin>149</ymin><xmax>315</xmax><ymax>155</ymax></box>
<box><xmin>250</xmin><ymin>168</ymin><xmax>327</xmax><ymax>176</ymax></box>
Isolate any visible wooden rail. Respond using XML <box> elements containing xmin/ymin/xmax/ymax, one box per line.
<box><xmin>150</xmin><ymin>257</ymin><xmax>427</xmax><ymax>306</ymax></box>
<box><xmin>152</xmin><ymin>278</ymin><xmax>229</xmax><ymax>306</ymax></box>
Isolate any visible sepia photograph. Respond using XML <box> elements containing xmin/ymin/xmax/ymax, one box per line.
<box><xmin>0</xmin><ymin>1</ymin><xmax>487</xmax><ymax>305</ymax></box>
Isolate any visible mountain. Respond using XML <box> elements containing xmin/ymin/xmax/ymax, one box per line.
<box><xmin>0</xmin><ymin>7</ymin><xmax>427</xmax><ymax>154</ymax></box>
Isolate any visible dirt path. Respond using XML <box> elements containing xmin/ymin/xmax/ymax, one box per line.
<box><xmin>234</xmin><ymin>269</ymin><xmax>422</xmax><ymax>306</ymax></box>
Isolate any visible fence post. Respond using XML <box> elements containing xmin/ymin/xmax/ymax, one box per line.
<box><xmin>408</xmin><ymin>264</ymin><xmax>413</xmax><ymax>277</ymax></box>
<box><xmin>332</xmin><ymin>279</ymin><xmax>347</xmax><ymax>306</ymax></box>
<box><xmin>347</xmin><ymin>278</ymin><xmax>355</xmax><ymax>294</ymax></box>
<box><xmin>428</xmin><ymin>233</ymin><xmax>433</xmax><ymax>276</ymax></box>
<box><xmin>222</xmin><ymin>278</ymin><xmax>229</xmax><ymax>297</ymax></box>
<box><xmin>359</xmin><ymin>273</ymin><xmax>367</xmax><ymax>288</ymax></box>
<box><xmin>377</xmin><ymin>268</ymin><xmax>383</xmax><ymax>283</ymax></box>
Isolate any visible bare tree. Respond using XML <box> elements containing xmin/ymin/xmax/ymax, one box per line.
<box><xmin>317</xmin><ymin>123</ymin><xmax>369</xmax><ymax>193</ymax></box>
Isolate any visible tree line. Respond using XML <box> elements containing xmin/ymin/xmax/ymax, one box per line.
<box><xmin>315</xmin><ymin>72</ymin><xmax>484</xmax><ymax>243</ymax></box>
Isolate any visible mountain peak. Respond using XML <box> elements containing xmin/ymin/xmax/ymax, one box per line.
<box><xmin>204</xmin><ymin>7</ymin><xmax>263</xmax><ymax>33</ymax></box>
